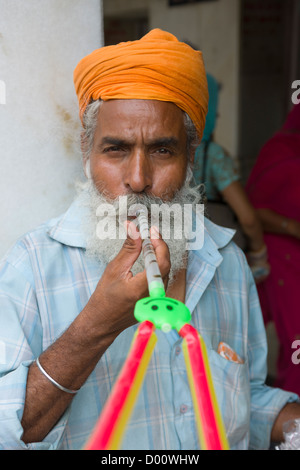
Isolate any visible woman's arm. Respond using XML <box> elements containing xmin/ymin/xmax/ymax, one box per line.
<box><xmin>221</xmin><ymin>181</ymin><xmax>265</xmax><ymax>252</ymax></box>
<box><xmin>257</xmin><ymin>208</ymin><xmax>300</xmax><ymax>239</ymax></box>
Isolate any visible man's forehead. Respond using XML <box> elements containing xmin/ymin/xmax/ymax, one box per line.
<box><xmin>95</xmin><ymin>99</ymin><xmax>186</xmax><ymax>136</ymax></box>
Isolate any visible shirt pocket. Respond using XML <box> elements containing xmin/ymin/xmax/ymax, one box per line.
<box><xmin>206</xmin><ymin>348</ymin><xmax>250</xmax><ymax>449</ymax></box>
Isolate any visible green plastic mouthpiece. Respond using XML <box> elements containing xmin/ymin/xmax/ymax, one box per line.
<box><xmin>134</xmin><ymin>281</ymin><xmax>191</xmax><ymax>333</ymax></box>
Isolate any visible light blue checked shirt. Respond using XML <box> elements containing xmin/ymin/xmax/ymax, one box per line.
<box><xmin>0</xmin><ymin>192</ymin><xmax>298</xmax><ymax>450</ymax></box>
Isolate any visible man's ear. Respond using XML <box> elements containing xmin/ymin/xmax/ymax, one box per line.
<box><xmin>189</xmin><ymin>147</ymin><xmax>196</xmax><ymax>165</ymax></box>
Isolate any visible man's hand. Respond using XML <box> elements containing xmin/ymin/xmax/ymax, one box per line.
<box><xmin>271</xmin><ymin>402</ymin><xmax>300</xmax><ymax>443</ymax></box>
<box><xmin>21</xmin><ymin>222</ymin><xmax>170</xmax><ymax>444</ymax></box>
<box><xmin>87</xmin><ymin>221</ymin><xmax>171</xmax><ymax>339</ymax></box>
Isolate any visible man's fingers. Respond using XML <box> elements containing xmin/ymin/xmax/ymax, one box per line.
<box><xmin>107</xmin><ymin>222</ymin><xmax>170</xmax><ymax>295</ymax></box>
<box><xmin>109</xmin><ymin>221</ymin><xmax>142</xmax><ymax>278</ymax></box>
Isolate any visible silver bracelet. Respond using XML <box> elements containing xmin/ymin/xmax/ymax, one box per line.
<box><xmin>36</xmin><ymin>357</ymin><xmax>79</xmax><ymax>394</ymax></box>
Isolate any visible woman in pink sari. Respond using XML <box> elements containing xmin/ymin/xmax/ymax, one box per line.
<box><xmin>246</xmin><ymin>105</ymin><xmax>300</xmax><ymax>395</ymax></box>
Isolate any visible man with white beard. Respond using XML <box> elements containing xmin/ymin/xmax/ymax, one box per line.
<box><xmin>0</xmin><ymin>30</ymin><xmax>299</xmax><ymax>451</ymax></box>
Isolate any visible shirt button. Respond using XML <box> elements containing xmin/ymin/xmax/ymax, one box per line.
<box><xmin>175</xmin><ymin>346</ymin><xmax>181</xmax><ymax>356</ymax></box>
<box><xmin>180</xmin><ymin>404</ymin><xmax>188</xmax><ymax>414</ymax></box>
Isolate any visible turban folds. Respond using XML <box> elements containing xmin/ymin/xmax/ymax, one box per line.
<box><xmin>73</xmin><ymin>29</ymin><xmax>208</xmax><ymax>140</ymax></box>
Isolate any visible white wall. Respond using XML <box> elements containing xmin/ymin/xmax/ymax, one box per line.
<box><xmin>0</xmin><ymin>0</ymin><xmax>103</xmax><ymax>257</ymax></box>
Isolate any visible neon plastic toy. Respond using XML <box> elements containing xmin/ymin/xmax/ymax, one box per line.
<box><xmin>84</xmin><ymin>210</ymin><xmax>229</xmax><ymax>451</ymax></box>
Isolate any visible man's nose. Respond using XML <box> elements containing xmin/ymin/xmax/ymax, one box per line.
<box><xmin>124</xmin><ymin>150</ymin><xmax>152</xmax><ymax>193</ymax></box>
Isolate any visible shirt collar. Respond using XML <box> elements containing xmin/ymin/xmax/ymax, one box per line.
<box><xmin>184</xmin><ymin>216</ymin><xmax>235</xmax><ymax>313</ymax></box>
<box><xmin>47</xmin><ymin>191</ymin><xmax>89</xmax><ymax>249</ymax></box>
<box><xmin>195</xmin><ymin>216</ymin><xmax>235</xmax><ymax>265</ymax></box>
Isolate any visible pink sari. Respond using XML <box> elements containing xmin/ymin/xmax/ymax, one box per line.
<box><xmin>246</xmin><ymin>105</ymin><xmax>300</xmax><ymax>395</ymax></box>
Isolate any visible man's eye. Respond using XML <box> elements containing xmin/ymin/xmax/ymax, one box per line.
<box><xmin>156</xmin><ymin>148</ymin><xmax>170</xmax><ymax>155</ymax></box>
<box><xmin>104</xmin><ymin>146</ymin><xmax>122</xmax><ymax>153</ymax></box>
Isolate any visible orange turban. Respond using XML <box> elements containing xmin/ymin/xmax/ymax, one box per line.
<box><xmin>73</xmin><ymin>29</ymin><xmax>208</xmax><ymax>140</ymax></box>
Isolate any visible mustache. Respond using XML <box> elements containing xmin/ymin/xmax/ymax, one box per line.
<box><xmin>93</xmin><ymin>189</ymin><xmax>202</xmax><ymax>232</ymax></box>
<box><xmin>97</xmin><ymin>184</ymin><xmax>202</xmax><ymax>217</ymax></box>
<box><xmin>91</xmin><ymin>162</ymin><xmax>203</xmax><ymax>214</ymax></box>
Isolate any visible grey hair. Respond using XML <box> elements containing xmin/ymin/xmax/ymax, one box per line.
<box><xmin>183</xmin><ymin>112</ymin><xmax>200</xmax><ymax>158</ymax></box>
<box><xmin>81</xmin><ymin>100</ymin><xmax>103</xmax><ymax>160</ymax></box>
<box><xmin>81</xmin><ymin>99</ymin><xmax>200</xmax><ymax>161</ymax></box>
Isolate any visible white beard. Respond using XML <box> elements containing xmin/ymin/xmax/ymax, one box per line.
<box><xmin>79</xmin><ymin>165</ymin><xmax>203</xmax><ymax>285</ymax></box>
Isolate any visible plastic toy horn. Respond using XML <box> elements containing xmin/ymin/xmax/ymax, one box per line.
<box><xmin>84</xmin><ymin>210</ymin><xmax>229</xmax><ymax>451</ymax></box>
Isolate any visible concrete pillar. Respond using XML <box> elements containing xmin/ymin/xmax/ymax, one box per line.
<box><xmin>0</xmin><ymin>0</ymin><xmax>103</xmax><ymax>256</ymax></box>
